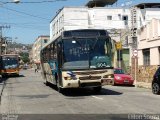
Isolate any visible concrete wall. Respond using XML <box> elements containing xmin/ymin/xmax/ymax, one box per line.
<box><xmin>136</xmin><ymin>8</ymin><xmax>160</xmax><ymax>29</ymax></box>
<box><xmin>121</xmin><ymin>49</ymin><xmax>129</xmax><ymax>73</ymax></box>
<box><xmin>138</xmin><ymin>65</ymin><xmax>158</xmax><ymax>83</ymax></box>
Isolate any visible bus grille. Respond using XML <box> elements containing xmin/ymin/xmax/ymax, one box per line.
<box><xmin>79</xmin><ymin>76</ymin><xmax>101</xmax><ymax>80</ymax></box>
<box><xmin>74</xmin><ymin>70</ymin><xmax>107</xmax><ymax>75</ymax></box>
<box><xmin>80</xmin><ymin>82</ymin><xmax>101</xmax><ymax>87</ymax></box>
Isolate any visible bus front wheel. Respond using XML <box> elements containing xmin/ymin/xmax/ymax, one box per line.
<box><xmin>58</xmin><ymin>86</ymin><xmax>63</xmax><ymax>93</ymax></box>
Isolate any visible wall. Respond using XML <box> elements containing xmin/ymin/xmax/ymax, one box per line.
<box><xmin>138</xmin><ymin>65</ymin><xmax>158</xmax><ymax>83</ymax></box>
<box><xmin>50</xmin><ymin>7</ymin><xmax>130</xmax><ymax>42</ymax></box>
<box><xmin>136</xmin><ymin>18</ymin><xmax>160</xmax><ymax>83</ymax></box>
<box><xmin>138</xmin><ymin>19</ymin><xmax>160</xmax><ymax>66</ymax></box>
<box><xmin>121</xmin><ymin>49</ymin><xmax>129</xmax><ymax>73</ymax></box>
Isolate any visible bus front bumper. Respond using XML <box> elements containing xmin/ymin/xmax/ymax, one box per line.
<box><xmin>62</xmin><ymin>79</ymin><xmax>114</xmax><ymax>88</ymax></box>
<box><xmin>1</xmin><ymin>70</ymin><xmax>19</xmax><ymax>76</ymax></box>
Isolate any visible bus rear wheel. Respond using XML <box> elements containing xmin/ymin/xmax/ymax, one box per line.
<box><xmin>93</xmin><ymin>86</ymin><xmax>102</xmax><ymax>92</ymax></box>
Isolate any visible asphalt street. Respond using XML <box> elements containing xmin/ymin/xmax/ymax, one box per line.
<box><xmin>0</xmin><ymin>69</ymin><xmax>160</xmax><ymax>120</ymax></box>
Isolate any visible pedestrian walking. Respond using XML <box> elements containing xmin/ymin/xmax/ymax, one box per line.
<box><xmin>34</xmin><ymin>64</ymin><xmax>38</xmax><ymax>73</ymax></box>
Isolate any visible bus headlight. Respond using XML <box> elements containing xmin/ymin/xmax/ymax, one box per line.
<box><xmin>108</xmin><ymin>75</ymin><xmax>111</xmax><ymax>78</ymax></box>
<box><xmin>64</xmin><ymin>76</ymin><xmax>77</xmax><ymax>80</ymax></box>
<box><xmin>103</xmin><ymin>74</ymin><xmax>114</xmax><ymax>78</ymax></box>
<box><xmin>64</xmin><ymin>76</ymin><xmax>72</xmax><ymax>80</ymax></box>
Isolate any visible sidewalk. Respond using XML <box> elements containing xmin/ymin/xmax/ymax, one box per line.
<box><xmin>0</xmin><ymin>76</ymin><xmax>5</xmax><ymax>102</ymax></box>
<box><xmin>135</xmin><ymin>82</ymin><xmax>151</xmax><ymax>89</ymax></box>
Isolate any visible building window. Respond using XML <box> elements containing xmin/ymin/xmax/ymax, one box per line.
<box><xmin>44</xmin><ymin>39</ymin><xmax>48</xmax><ymax>43</ymax></box>
<box><xmin>122</xmin><ymin>15</ymin><xmax>128</xmax><ymax>25</ymax></box>
<box><xmin>118</xmin><ymin>14</ymin><xmax>121</xmax><ymax>20</ymax></box>
<box><xmin>143</xmin><ymin>49</ymin><xmax>150</xmax><ymax>66</ymax></box>
<box><xmin>107</xmin><ymin>16</ymin><xmax>112</xmax><ymax>20</ymax></box>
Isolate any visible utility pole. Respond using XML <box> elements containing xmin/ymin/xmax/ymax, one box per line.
<box><xmin>0</xmin><ymin>25</ymin><xmax>10</xmax><ymax>55</ymax></box>
<box><xmin>3</xmin><ymin>37</ymin><xmax>12</xmax><ymax>54</ymax></box>
<box><xmin>130</xmin><ymin>7</ymin><xmax>138</xmax><ymax>86</ymax></box>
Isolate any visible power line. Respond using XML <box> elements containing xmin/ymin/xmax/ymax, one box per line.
<box><xmin>1</xmin><ymin>0</ymin><xmax>67</xmax><ymax>4</ymax></box>
<box><xmin>1</xmin><ymin>6</ymin><xmax>50</xmax><ymax>21</ymax></box>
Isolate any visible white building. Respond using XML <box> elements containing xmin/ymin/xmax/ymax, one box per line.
<box><xmin>131</xmin><ymin>3</ymin><xmax>160</xmax><ymax>83</ymax></box>
<box><xmin>138</xmin><ymin>18</ymin><xmax>160</xmax><ymax>65</ymax></box>
<box><xmin>50</xmin><ymin>7</ymin><xmax>130</xmax><ymax>43</ymax></box>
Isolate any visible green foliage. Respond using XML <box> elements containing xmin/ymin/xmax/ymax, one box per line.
<box><xmin>19</xmin><ymin>52</ymin><xmax>30</xmax><ymax>63</ymax></box>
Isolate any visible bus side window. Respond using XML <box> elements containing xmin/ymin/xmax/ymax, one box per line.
<box><xmin>57</xmin><ymin>42</ymin><xmax>62</xmax><ymax>68</ymax></box>
<box><xmin>50</xmin><ymin>43</ymin><xmax>54</xmax><ymax>60</ymax></box>
<box><xmin>46</xmin><ymin>45</ymin><xmax>50</xmax><ymax>61</ymax></box>
<box><xmin>53</xmin><ymin>43</ymin><xmax>57</xmax><ymax>60</ymax></box>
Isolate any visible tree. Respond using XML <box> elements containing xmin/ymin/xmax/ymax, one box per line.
<box><xmin>19</xmin><ymin>52</ymin><xmax>30</xmax><ymax>63</ymax></box>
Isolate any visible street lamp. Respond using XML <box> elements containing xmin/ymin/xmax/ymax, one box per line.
<box><xmin>13</xmin><ymin>0</ymin><xmax>20</xmax><ymax>4</ymax></box>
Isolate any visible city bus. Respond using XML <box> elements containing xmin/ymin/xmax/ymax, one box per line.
<box><xmin>0</xmin><ymin>54</ymin><xmax>20</xmax><ymax>77</ymax></box>
<box><xmin>40</xmin><ymin>29</ymin><xmax>115</xmax><ymax>93</ymax></box>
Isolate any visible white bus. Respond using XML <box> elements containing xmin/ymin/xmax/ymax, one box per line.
<box><xmin>40</xmin><ymin>29</ymin><xmax>115</xmax><ymax>93</ymax></box>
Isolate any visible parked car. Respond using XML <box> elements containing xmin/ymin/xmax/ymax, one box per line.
<box><xmin>114</xmin><ymin>68</ymin><xmax>134</xmax><ymax>85</ymax></box>
<box><xmin>23</xmin><ymin>64</ymin><xmax>29</xmax><ymax>70</ymax></box>
<box><xmin>152</xmin><ymin>67</ymin><xmax>160</xmax><ymax>95</ymax></box>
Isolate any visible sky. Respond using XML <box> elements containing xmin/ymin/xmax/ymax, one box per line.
<box><xmin>0</xmin><ymin>0</ymin><xmax>160</xmax><ymax>44</ymax></box>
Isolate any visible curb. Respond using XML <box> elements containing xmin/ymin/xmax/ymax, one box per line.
<box><xmin>0</xmin><ymin>80</ymin><xmax>5</xmax><ymax>104</ymax></box>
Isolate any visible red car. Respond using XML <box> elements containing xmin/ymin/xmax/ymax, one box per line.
<box><xmin>114</xmin><ymin>68</ymin><xmax>134</xmax><ymax>85</ymax></box>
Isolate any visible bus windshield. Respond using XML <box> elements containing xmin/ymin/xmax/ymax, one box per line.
<box><xmin>2</xmin><ymin>57</ymin><xmax>18</xmax><ymax>69</ymax></box>
<box><xmin>62</xmin><ymin>37</ymin><xmax>113</xmax><ymax>70</ymax></box>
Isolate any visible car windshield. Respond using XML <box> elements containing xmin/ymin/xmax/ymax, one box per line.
<box><xmin>62</xmin><ymin>37</ymin><xmax>113</xmax><ymax>69</ymax></box>
<box><xmin>114</xmin><ymin>69</ymin><xmax>125</xmax><ymax>74</ymax></box>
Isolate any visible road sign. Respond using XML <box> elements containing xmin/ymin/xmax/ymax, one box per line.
<box><xmin>133</xmin><ymin>49</ymin><xmax>138</xmax><ymax>57</ymax></box>
<box><xmin>115</xmin><ymin>42</ymin><xmax>122</xmax><ymax>50</ymax></box>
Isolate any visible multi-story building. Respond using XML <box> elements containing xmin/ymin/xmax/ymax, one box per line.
<box><xmin>50</xmin><ymin>6</ymin><xmax>130</xmax><ymax>40</ymax></box>
<box><xmin>130</xmin><ymin>3</ymin><xmax>160</xmax><ymax>84</ymax></box>
<box><xmin>32</xmin><ymin>35</ymin><xmax>49</xmax><ymax>68</ymax></box>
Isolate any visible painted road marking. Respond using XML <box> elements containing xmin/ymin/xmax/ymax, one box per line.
<box><xmin>91</xmin><ymin>96</ymin><xmax>103</xmax><ymax>100</ymax></box>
